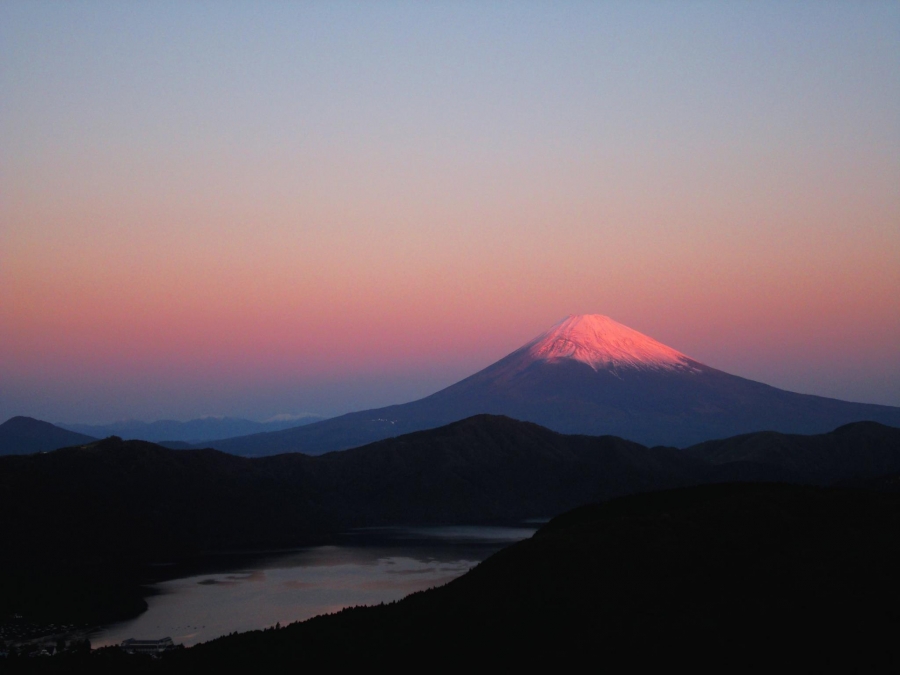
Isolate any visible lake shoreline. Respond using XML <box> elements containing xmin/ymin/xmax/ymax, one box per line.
<box><xmin>3</xmin><ymin>522</ymin><xmax>539</xmax><ymax>652</ymax></box>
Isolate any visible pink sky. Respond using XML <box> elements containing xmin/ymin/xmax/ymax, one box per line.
<box><xmin>2</xmin><ymin>2</ymin><xmax>898</xmax><ymax>423</ymax></box>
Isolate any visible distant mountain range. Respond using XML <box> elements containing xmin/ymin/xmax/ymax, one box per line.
<box><xmin>196</xmin><ymin>314</ymin><xmax>900</xmax><ymax>456</ymax></box>
<box><xmin>0</xmin><ymin>415</ymin><xmax>323</xmax><ymax>456</ymax></box>
<box><xmin>56</xmin><ymin>415</ymin><xmax>324</xmax><ymax>444</ymax></box>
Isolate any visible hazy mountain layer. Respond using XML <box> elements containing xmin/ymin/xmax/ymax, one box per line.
<box><xmin>0</xmin><ymin>416</ymin><xmax>96</xmax><ymax>456</ymax></box>
<box><xmin>202</xmin><ymin>314</ymin><xmax>900</xmax><ymax>456</ymax></box>
<box><xmin>57</xmin><ymin>415</ymin><xmax>324</xmax><ymax>444</ymax></box>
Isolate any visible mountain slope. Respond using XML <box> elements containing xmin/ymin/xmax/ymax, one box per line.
<box><xmin>0</xmin><ymin>416</ymin><xmax>96</xmax><ymax>456</ymax></box>
<box><xmin>204</xmin><ymin>314</ymin><xmax>900</xmax><ymax>456</ymax></box>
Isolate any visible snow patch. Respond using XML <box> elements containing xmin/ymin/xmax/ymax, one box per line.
<box><xmin>265</xmin><ymin>413</ymin><xmax>321</xmax><ymax>423</ymax></box>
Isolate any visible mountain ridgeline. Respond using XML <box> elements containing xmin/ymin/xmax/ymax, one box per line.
<box><xmin>197</xmin><ymin>315</ymin><xmax>900</xmax><ymax>456</ymax></box>
<box><xmin>0</xmin><ymin>416</ymin><xmax>701</xmax><ymax>569</ymax></box>
<box><xmin>3</xmin><ymin>415</ymin><xmax>900</xmax><ymax>627</ymax></box>
<box><xmin>3</xmin><ymin>416</ymin><xmax>900</xmax><ymax>569</ymax></box>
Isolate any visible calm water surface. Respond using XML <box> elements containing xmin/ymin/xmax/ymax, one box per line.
<box><xmin>92</xmin><ymin>524</ymin><xmax>537</xmax><ymax>648</ymax></box>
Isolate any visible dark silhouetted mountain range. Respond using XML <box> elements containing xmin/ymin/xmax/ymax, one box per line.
<box><xmin>0</xmin><ymin>416</ymin><xmax>702</xmax><ymax>570</ymax></box>
<box><xmin>4</xmin><ymin>416</ymin><xmax>899</xmax><ymax>570</ymax></box>
<box><xmin>3</xmin><ymin>415</ymin><xmax>900</xmax><ymax>632</ymax></box>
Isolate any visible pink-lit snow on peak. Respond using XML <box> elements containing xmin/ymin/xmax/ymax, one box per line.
<box><xmin>524</xmin><ymin>315</ymin><xmax>695</xmax><ymax>372</ymax></box>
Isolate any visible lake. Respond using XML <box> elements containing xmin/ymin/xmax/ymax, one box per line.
<box><xmin>91</xmin><ymin>524</ymin><xmax>539</xmax><ymax>648</ymax></box>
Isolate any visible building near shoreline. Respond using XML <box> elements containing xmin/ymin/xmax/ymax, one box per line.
<box><xmin>120</xmin><ymin>637</ymin><xmax>176</xmax><ymax>655</ymax></box>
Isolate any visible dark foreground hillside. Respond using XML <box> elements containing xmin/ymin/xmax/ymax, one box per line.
<box><xmin>164</xmin><ymin>484</ymin><xmax>900</xmax><ymax>669</ymax></box>
<box><xmin>20</xmin><ymin>483</ymin><xmax>900</xmax><ymax>671</ymax></box>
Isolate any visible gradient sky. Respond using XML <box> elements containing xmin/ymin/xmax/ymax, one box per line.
<box><xmin>2</xmin><ymin>1</ymin><xmax>899</xmax><ymax>424</ymax></box>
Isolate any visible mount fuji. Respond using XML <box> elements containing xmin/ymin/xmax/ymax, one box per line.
<box><xmin>207</xmin><ymin>314</ymin><xmax>900</xmax><ymax>456</ymax></box>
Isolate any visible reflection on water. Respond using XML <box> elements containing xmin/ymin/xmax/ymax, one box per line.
<box><xmin>91</xmin><ymin>524</ymin><xmax>536</xmax><ymax>648</ymax></box>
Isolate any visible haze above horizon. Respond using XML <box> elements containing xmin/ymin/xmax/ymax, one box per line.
<box><xmin>2</xmin><ymin>2</ymin><xmax>898</xmax><ymax>424</ymax></box>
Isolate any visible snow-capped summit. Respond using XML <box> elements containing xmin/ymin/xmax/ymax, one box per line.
<box><xmin>522</xmin><ymin>314</ymin><xmax>696</xmax><ymax>372</ymax></box>
<box><xmin>202</xmin><ymin>313</ymin><xmax>900</xmax><ymax>456</ymax></box>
